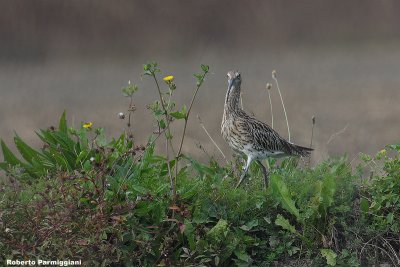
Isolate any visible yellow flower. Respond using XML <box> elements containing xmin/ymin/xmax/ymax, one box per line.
<box><xmin>83</xmin><ymin>122</ymin><xmax>93</xmax><ymax>129</ymax></box>
<box><xmin>378</xmin><ymin>149</ymin><xmax>387</xmax><ymax>156</ymax></box>
<box><xmin>163</xmin><ymin>75</ymin><xmax>174</xmax><ymax>82</ymax></box>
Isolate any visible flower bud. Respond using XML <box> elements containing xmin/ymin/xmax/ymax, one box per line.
<box><xmin>118</xmin><ymin>112</ymin><xmax>125</xmax><ymax>119</ymax></box>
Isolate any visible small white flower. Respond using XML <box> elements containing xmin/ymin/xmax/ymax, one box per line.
<box><xmin>5</xmin><ymin>228</ymin><xmax>11</xmax><ymax>233</ymax></box>
<box><xmin>90</xmin><ymin>157</ymin><xmax>95</xmax><ymax>162</ymax></box>
<box><xmin>118</xmin><ymin>112</ymin><xmax>125</xmax><ymax>119</ymax></box>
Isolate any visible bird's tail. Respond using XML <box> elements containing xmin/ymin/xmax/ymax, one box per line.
<box><xmin>293</xmin><ymin>144</ymin><xmax>313</xmax><ymax>157</ymax></box>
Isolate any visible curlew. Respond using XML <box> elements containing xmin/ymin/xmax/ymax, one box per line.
<box><xmin>221</xmin><ymin>71</ymin><xmax>312</xmax><ymax>188</ymax></box>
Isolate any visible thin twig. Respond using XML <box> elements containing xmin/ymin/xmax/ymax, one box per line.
<box><xmin>174</xmin><ymin>71</ymin><xmax>208</xmax><ymax>192</ymax></box>
<box><xmin>266</xmin><ymin>83</ymin><xmax>273</xmax><ymax>129</ymax></box>
<box><xmin>310</xmin><ymin>116</ymin><xmax>315</xmax><ymax>148</ymax></box>
<box><xmin>307</xmin><ymin>116</ymin><xmax>315</xmax><ymax>166</ymax></box>
<box><xmin>362</xmin><ymin>243</ymin><xmax>397</xmax><ymax>266</ymax></box>
<box><xmin>326</xmin><ymin>124</ymin><xmax>348</xmax><ymax>145</ymax></box>
<box><xmin>272</xmin><ymin>70</ymin><xmax>290</xmax><ymax>142</ymax></box>
<box><xmin>380</xmin><ymin>236</ymin><xmax>400</xmax><ymax>265</ymax></box>
<box><xmin>197</xmin><ymin>115</ymin><xmax>228</xmax><ymax>163</ymax></box>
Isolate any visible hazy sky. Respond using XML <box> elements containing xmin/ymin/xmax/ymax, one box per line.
<box><xmin>1</xmin><ymin>1</ymin><xmax>400</xmax><ymax>163</ymax></box>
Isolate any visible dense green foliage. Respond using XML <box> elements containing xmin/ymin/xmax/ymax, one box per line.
<box><xmin>1</xmin><ymin>64</ymin><xmax>399</xmax><ymax>266</ymax></box>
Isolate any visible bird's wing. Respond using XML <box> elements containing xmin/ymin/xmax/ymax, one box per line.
<box><xmin>243</xmin><ymin>115</ymin><xmax>294</xmax><ymax>154</ymax></box>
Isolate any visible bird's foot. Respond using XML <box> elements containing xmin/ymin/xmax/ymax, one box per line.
<box><xmin>235</xmin><ymin>172</ymin><xmax>247</xmax><ymax>188</ymax></box>
<box><xmin>263</xmin><ymin>171</ymin><xmax>269</xmax><ymax>190</ymax></box>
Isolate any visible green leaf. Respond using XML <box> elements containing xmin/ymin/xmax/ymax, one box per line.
<box><xmin>131</xmin><ymin>184</ymin><xmax>148</xmax><ymax>194</ymax></box>
<box><xmin>234</xmin><ymin>250</ymin><xmax>251</xmax><ymax>262</ymax></box>
<box><xmin>214</xmin><ymin>256</ymin><xmax>220</xmax><ymax>266</ymax></box>
<box><xmin>181</xmin><ymin>105</ymin><xmax>187</xmax><ymax>116</ymax></box>
<box><xmin>275</xmin><ymin>214</ymin><xmax>297</xmax><ymax>234</ymax></box>
<box><xmin>193</xmin><ymin>73</ymin><xmax>202</xmax><ymax>80</ymax></box>
<box><xmin>14</xmin><ymin>134</ymin><xmax>41</xmax><ymax>164</ymax></box>
<box><xmin>321</xmin><ymin>174</ymin><xmax>336</xmax><ymax>210</ymax></box>
<box><xmin>122</xmin><ymin>83</ymin><xmax>138</xmax><ymax>97</ymax></box>
<box><xmin>240</xmin><ymin>219</ymin><xmax>259</xmax><ymax>231</ymax></box>
<box><xmin>169</xmin><ymin>106</ymin><xmax>187</xmax><ymax>120</ymax></box>
<box><xmin>183</xmin><ymin>220</ymin><xmax>196</xmax><ymax>250</ymax></box>
<box><xmin>207</xmin><ymin>219</ymin><xmax>228</xmax><ymax>243</ymax></box>
<box><xmin>387</xmin><ymin>213</ymin><xmax>394</xmax><ymax>224</ymax></box>
<box><xmin>59</xmin><ymin>111</ymin><xmax>68</xmax><ymax>134</ymax></box>
<box><xmin>320</xmin><ymin>249</ymin><xmax>337</xmax><ymax>266</ymax></box>
<box><xmin>159</xmin><ymin>119</ymin><xmax>166</xmax><ymax>129</ymax></box>
<box><xmin>201</xmin><ymin>64</ymin><xmax>209</xmax><ymax>73</ymax></box>
<box><xmin>0</xmin><ymin>162</ymin><xmax>7</xmax><ymax>170</ymax></box>
<box><xmin>1</xmin><ymin>139</ymin><xmax>23</xmax><ymax>166</ymax></box>
<box><xmin>269</xmin><ymin>174</ymin><xmax>300</xmax><ymax>219</ymax></box>
<box><xmin>360</xmin><ymin>198</ymin><xmax>369</xmax><ymax>213</ymax></box>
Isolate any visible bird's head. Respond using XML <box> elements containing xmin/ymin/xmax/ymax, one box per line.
<box><xmin>227</xmin><ymin>70</ymin><xmax>241</xmax><ymax>91</ymax></box>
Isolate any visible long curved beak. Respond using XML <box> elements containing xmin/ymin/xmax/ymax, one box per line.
<box><xmin>228</xmin><ymin>79</ymin><xmax>234</xmax><ymax>90</ymax></box>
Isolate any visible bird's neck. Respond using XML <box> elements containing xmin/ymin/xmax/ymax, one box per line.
<box><xmin>224</xmin><ymin>85</ymin><xmax>242</xmax><ymax>115</ymax></box>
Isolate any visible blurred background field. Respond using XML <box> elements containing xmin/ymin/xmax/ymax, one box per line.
<box><xmin>1</xmin><ymin>0</ymin><xmax>400</xmax><ymax>163</ymax></box>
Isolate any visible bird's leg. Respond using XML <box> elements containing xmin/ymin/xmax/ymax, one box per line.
<box><xmin>236</xmin><ymin>156</ymin><xmax>253</xmax><ymax>188</ymax></box>
<box><xmin>256</xmin><ymin>160</ymin><xmax>269</xmax><ymax>189</ymax></box>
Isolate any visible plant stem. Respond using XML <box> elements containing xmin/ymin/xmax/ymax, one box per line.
<box><xmin>267</xmin><ymin>87</ymin><xmax>274</xmax><ymax>129</ymax></box>
<box><xmin>152</xmin><ymin>74</ymin><xmax>175</xmax><ymax>196</ymax></box>
<box><xmin>197</xmin><ymin>115</ymin><xmax>227</xmax><ymax>163</ymax></box>
<box><xmin>307</xmin><ymin>117</ymin><xmax>315</xmax><ymax>166</ymax></box>
<box><xmin>273</xmin><ymin>73</ymin><xmax>290</xmax><ymax>142</ymax></box>
<box><xmin>174</xmin><ymin>72</ymin><xmax>207</xmax><ymax>199</ymax></box>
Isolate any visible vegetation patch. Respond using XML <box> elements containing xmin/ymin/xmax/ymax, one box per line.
<box><xmin>1</xmin><ymin>63</ymin><xmax>399</xmax><ymax>266</ymax></box>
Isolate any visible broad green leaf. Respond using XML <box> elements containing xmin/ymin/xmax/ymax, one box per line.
<box><xmin>321</xmin><ymin>174</ymin><xmax>336</xmax><ymax>210</ymax></box>
<box><xmin>269</xmin><ymin>174</ymin><xmax>300</xmax><ymax>219</ymax></box>
<box><xmin>14</xmin><ymin>134</ymin><xmax>41</xmax><ymax>164</ymax></box>
<box><xmin>275</xmin><ymin>214</ymin><xmax>297</xmax><ymax>234</ymax></box>
<box><xmin>320</xmin><ymin>249</ymin><xmax>337</xmax><ymax>266</ymax></box>
<box><xmin>1</xmin><ymin>139</ymin><xmax>23</xmax><ymax>166</ymax></box>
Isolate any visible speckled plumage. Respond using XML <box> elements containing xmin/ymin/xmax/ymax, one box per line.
<box><xmin>221</xmin><ymin>70</ymin><xmax>312</xmax><ymax>188</ymax></box>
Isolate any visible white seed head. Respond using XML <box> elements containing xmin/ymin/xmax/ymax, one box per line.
<box><xmin>118</xmin><ymin>112</ymin><xmax>125</xmax><ymax>119</ymax></box>
<box><xmin>90</xmin><ymin>157</ymin><xmax>95</xmax><ymax>162</ymax></box>
<box><xmin>128</xmin><ymin>80</ymin><xmax>131</xmax><ymax>85</ymax></box>
<box><xmin>266</xmin><ymin>83</ymin><xmax>272</xmax><ymax>90</ymax></box>
<box><xmin>272</xmin><ymin>70</ymin><xmax>277</xmax><ymax>79</ymax></box>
